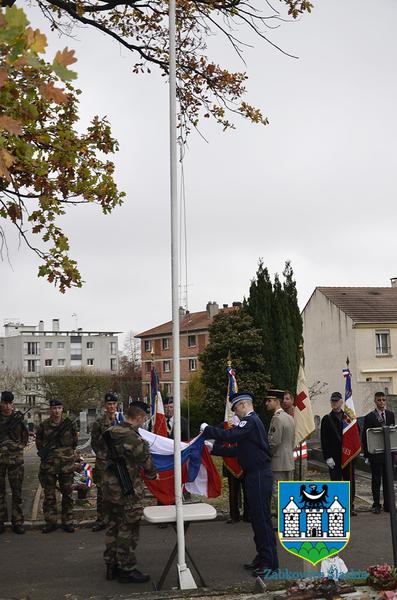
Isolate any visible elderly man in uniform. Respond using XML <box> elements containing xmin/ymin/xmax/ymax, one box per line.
<box><xmin>0</xmin><ymin>391</ymin><xmax>28</xmax><ymax>534</ymax></box>
<box><xmin>201</xmin><ymin>391</ymin><xmax>278</xmax><ymax>577</ymax></box>
<box><xmin>362</xmin><ymin>391</ymin><xmax>395</xmax><ymax>514</ymax></box>
<box><xmin>321</xmin><ymin>391</ymin><xmax>357</xmax><ymax>516</ymax></box>
<box><xmin>91</xmin><ymin>392</ymin><xmax>121</xmax><ymax>531</ymax></box>
<box><xmin>36</xmin><ymin>399</ymin><xmax>78</xmax><ymax>533</ymax></box>
<box><xmin>163</xmin><ymin>396</ymin><xmax>189</xmax><ymax>441</ymax></box>
<box><xmin>266</xmin><ymin>389</ymin><xmax>295</xmax><ymax>514</ymax></box>
<box><xmin>102</xmin><ymin>401</ymin><xmax>158</xmax><ymax>583</ymax></box>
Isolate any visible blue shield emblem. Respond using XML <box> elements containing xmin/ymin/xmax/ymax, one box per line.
<box><xmin>278</xmin><ymin>481</ymin><xmax>350</xmax><ymax>565</ymax></box>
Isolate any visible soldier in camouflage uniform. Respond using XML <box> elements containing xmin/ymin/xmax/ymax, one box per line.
<box><xmin>0</xmin><ymin>391</ymin><xmax>29</xmax><ymax>534</ymax></box>
<box><xmin>102</xmin><ymin>402</ymin><xmax>157</xmax><ymax>584</ymax></box>
<box><xmin>91</xmin><ymin>392</ymin><xmax>120</xmax><ymax>532</ymax></box>
<box><xmin>35</xmin><ymin>398</ymin><xmax>78</xmax><ymax>533</ymax></box>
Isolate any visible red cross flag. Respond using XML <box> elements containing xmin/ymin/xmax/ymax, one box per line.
<box><xmin>294</xmin><ymin>355</ymin><xmax>315</xmax><ymax>446</ymax></box>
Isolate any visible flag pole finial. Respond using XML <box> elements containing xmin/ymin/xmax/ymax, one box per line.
<box><xmin>346</xmin><ymin>356</ymin><xmax>350</xmax><ymax>367</ymax></box>
<box><xmin>227</xmin><ymin>351</ymin><xmax>232</xmax><ymax>368</ymax></box>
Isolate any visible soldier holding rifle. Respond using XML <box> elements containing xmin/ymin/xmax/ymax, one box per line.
<box><xmin>35</xmin><ymin>399</ymin><xmax>78</xmax><ymax>533</ymax></box>
<box><xmin>0</xmin><ymin>390</ymin><xmax>29</xmax><ymax>534</ymax></box>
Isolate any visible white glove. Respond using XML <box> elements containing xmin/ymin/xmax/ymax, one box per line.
<box><xmin>365</xmin><ymin>458</ymin><xmax>370</xmax><ymax>465</ymax></box>
<box><xmin>326</xmin><ymin>458</ymin><xmax>335</xmax><ymax>469</ymax></box>
<box><xmin>200</xmin><ymin>422</ymin><xmax>209</xmax><ymax>433</ymax></box>
<box><xmin>204</xmin><ymin>440</ymin><xmax>214</xmax><ymax>451</ymax></box>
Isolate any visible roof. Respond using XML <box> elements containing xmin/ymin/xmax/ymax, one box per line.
<box><xmin>136</xmin><ymin>307</ymin><xmax>235</xmax><ymax>338</ymax></box>
<box><xmin>317</xmin><ymin>287</ymin><xmax>397</xmax><ymax>323</ymax></box>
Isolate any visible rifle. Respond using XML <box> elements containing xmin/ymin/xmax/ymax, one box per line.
<box><xmin>0</xmin><ymin>407</ymin><xmax>30</xmax><ymax>445</ymax></box>
<box><xmin>37</xmin><ymin>417</ymin><xmax>77</xmax><ymax>460</ymax></box>
<box><xmin>103</xmin><ymin>429</ymin><xmax>134</xmax><ymax>496</ymax></box>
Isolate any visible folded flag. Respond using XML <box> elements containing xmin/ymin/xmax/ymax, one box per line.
<box><xmin>139</xmin><ymin>428</ymin><xmax>221</xmax><ymax>504</ymax></box>
<box><xmin>342</xmin><ymin>367</ymin><xmax>361</xmax><ymax>468</ymax></box>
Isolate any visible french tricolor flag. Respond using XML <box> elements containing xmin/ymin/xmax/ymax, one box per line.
<box><xmin>139</xmin><ymin>429</ymin><xmax>221</xmax><ymax>504</ymax></box>
<box><xmin>153</xmin><ymin>391</ymin><xmax>168</xmax><ymax>438</ymax></box>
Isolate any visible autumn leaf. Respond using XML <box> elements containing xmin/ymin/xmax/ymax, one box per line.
<box><xmin>54</xmin><ymin>47</ymin><xmax>77</xmax><ymax>67</ymax></box>
<box><xmin>26</xmin><ymin>27</ymin><xmax>47</xmax><ymax>53</ymax></box>
<box><xmin>0</xmin><ymin>67</ymin><xmax>7</xmax><ymax>88</ymax></box>
<box><xmin>0</xmin><ymin>114</ymin><xmax>22</xmax><ymax>135</ymax></box>
<box><xmin>0</xmin><ymin>148</ymin><xmax>14</xmax><ymax>182</ymax></box>
<box><xmin>4</xmin><ymin>5</ymin><xmax>28</xmax><ymax>31</ymax></box>
<box><xmin>40</xmin><ymin>81</ymin><xmax>69</xmax><ymax>104</ymax></box>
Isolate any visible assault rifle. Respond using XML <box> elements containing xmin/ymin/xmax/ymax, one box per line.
<box><xmin>37</xmin><ymin>417</ymin><xmax>77</xmax><ymax>460</ymax></box>
<box><xmin>103</xmin><ymin>429</ymin><xmax>134</xmax><ymax>496</ymax></box>
<box><xmin>0</xmin><ymin>407</ymin><xmax>30</xmax><ymax>444</ymax></box>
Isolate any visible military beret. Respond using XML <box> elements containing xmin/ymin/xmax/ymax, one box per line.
<box><xmin>266</xmin><ymin>389</ymin><xmax>284</xmax><ymax>401</ymax></box>
<box><xmin>49</xmin><ymin>398</ymin><xmax>63</xmax><ymax>407</ymax></box>
<box><xmin>163</xmin><ymin>396</ymin><xmax>174</xmax><ymax>405</ymax></box>
<box><xmin>104</xmin><ymin>392</ymin><xmax>118</xmax><ymax>403</ymax></box>
<box><xmin>330</xmin><ymin>391</ymin><xmax>343</xmax><ymax>401</ymax></box>
<box><xmin>129</xmin><ymin>400</ymin><xmax>150</xmax><ymax>414</ymax></box>
<box><xmin>1</xmin><ymin>391</ymin><xmax>14</xmax><ymax>403</ymax></box>
<box><xmin>230</xmin><ymin>391</ymin><xmax>254</xmax><ymax>411</ymax></box>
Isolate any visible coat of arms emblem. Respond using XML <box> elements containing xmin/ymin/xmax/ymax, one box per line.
<box><xmin>278</xmin><ymin>481</ymin><xmax>350</xmax><ymax>565</ymax></box>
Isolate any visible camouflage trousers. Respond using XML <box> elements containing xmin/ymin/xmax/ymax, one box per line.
<box><xmin>93</xmin><ymin>460</ymin><xmax>106</xmax><ymax>523</ymax></box>
<box><xmin>103</xmin><ymin>499</ymin><xmax>143</xmax><ymax>572</ymax></box>
<box><xmin>39</xmin><ymin>458</ymin><xmax>74</xmax><ymax>526</ymax></box>
<box><xmin>0</xmin><ymin>461</ymin><xmax>24</xmax><ymax>525</ymax></box>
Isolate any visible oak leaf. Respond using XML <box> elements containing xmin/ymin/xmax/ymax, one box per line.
<box><xmin>40</xmin><ymin>82</ymin><xmax>69</xmax><ymax>104</ymax></box>
<box><xmin>26</xmin><ymin>27</ymin><xmax>47</xmax><ymax>53</ymax></box>
<box><xmin>0</xmin><ymin>148</ymin><xmax>14</xmax><ymax>182</ymax></box>
<box><xmin>54</xmin><ymin>47</ymin><xmax>77</xmax><ymax>67</ymax></box>
<box><xmin>0</xmin><ymin>67</ymin><xmax>7</xmax><ymax>88</ymax></box>
<box><xmin>0</xmin><ymin>115</ymin><xmax>22</xmax><ymax>135</ymax></box>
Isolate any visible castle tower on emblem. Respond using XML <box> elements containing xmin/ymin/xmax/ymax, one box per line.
<box><xmin>306</xmin><ymin>507</ymin><xmax>324</xmax><ymax>538</ymax></box>
<box><xmin>282</xmin><ymin>497</ymin><xmax>301</xmax><ymax>538</ymax></box>
<box><xmin>327</xmin><ymin>496</ymin><xmax>345</xmax><ymax>537</ymax></box>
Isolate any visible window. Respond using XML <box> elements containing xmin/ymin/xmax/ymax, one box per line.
<box><xmin>58</xmin><ymin>341</ymin><xmax>65</xmax><ymax>349</ymax></box>
<box><xmin>87</xmin><ymin>358</ymin><xmax>94</xmax><ymax>366</ymax></box>
<box><xmin>163</xmin><ymin>360</ymin><xmax>171</xmax><ymax>373</ymax></box>
<box><xmin>144</xmin><ymin>362</ymin><xmax>151</xmax><ymax>373</ymax></box>
<box><xmin>366</xmin><ymin>377</ymin><xmax>372</xmax><ymax>382</ymax></box>
<box><xmin>45</xmin><ymin>359</ymin><xmax>52</xmax><ymax>367</ymax></box>
<box><xmin>58</xmin><ymin>359</ymin><xmax>65</xmax><ymax>367</ymax></box>
<box><xmin>110</xmin><ymin>358</ymin><xmax>117</xmax><ymax>371</ymax></box>
<box><xmin>110</xmin><ymin>341</ymin><xmax>117</xmax><ymax>355</ymax></box>
<box><xmin>163</xmin><ymin>383</ymin><xmax>172</xmax><ymax>397</ymax></box>
<box><xmin>86</xmin><ymin>341</ymin><xmax>94</xmax><ymax>349</ymax></box>
<box><xmin>45</xmin><ymin>341</ymin><xmax>52</xmax><ymax>349</ymax></box>
<box><xmin>25</xmin><ymin>341</ymin><xmax>39</xmax><ymax>355</ymax></box>
<box><xmin>27</xmin><ymin>359</ymin><xmax>38</xmax><ymax>372</ymax></box>
<box><xmin>26</xmin><ymin>395</ymin><xmax>36</xmax><ymax>406</ymax></box>
<box><xmin>376</xmin><ymin>330</ymin><xmax>391</xmax><ymax>355</ymax></box>
<box><xmin>162</xmin><ymin>338</ymin><xmax>170</xmax><ymax>351</ymax></box>
<box><xmin>187</xmin><ymin>335</ymin><xmax>196</xmax><ymax>348</ymax></box>
<box><xmin>189</xmin><ymin>358</ymin><xmax>197</xmax><ymax>371</ymax></box>
<box><xmin>144</xmin><ymin>340</ymin><xmax>152</xmax><ymax>352</ymax></box>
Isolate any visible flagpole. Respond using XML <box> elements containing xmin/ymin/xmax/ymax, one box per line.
<box><xmin>169</xmin><ymin>0</ymin><xmax>196</xmax><ymax>589</ymax></box>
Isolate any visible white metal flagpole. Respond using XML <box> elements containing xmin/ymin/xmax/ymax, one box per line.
<box><xmin>168</xmin><ymin>0</ymin><xmax>197</xmax><ymax>589</ymax></box>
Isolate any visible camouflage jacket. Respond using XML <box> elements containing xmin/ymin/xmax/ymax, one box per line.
<box><xmin>91</xmin><ymin>413</ymin><xmax>118</xmax><ymax>462</ymax></box>
<box><xmin>102</xmin><ymin>422</ymin><xmax>157</xmax><ymax>505</ymax></box>
<box><xmin>36</xmin><ymin>417</ymin><xmax>78</xmax><ymax>462</ymax></box>
<box><xmin>0</xmin><ymin>411</ymin><xmax>29</xmax><ymax>463</ymax></box>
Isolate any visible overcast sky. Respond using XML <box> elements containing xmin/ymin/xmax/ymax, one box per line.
<box><xmin>2</xmin><ymin>0</ymin><xmax>397</xmax><ymax>345</ymax></box>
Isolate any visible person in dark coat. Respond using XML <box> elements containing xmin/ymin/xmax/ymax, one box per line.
<box><xmin>362</xmin><ymin>391</ymin><xmax>395</xmax><ymax>514</ymax></box>
<box><xmin>163</xmin><ymin>397</ymin><xmax>189</xmax><ymax>441</ymax></box>
<box><xmin>320</xmin><ymin>391</ymin><xmax>357</xmax><ymax>516</ymax></box>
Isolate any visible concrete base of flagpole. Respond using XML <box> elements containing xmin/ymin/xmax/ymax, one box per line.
<box><xmin>178</xmin><ymin>564</ymin><xmax>197</xmax><ymax>589</ymax></box>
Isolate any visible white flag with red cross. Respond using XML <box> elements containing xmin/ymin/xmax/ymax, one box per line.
<box><xmin>294</xmin><ymin>356</ymin><xmax>315</xmax><ymax>446</ymax></box>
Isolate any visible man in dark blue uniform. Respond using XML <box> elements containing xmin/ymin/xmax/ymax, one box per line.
<box><xmin>201</xmin><ymin>391</ymin><xmax>278</xmax><ymax>576</ymax></box>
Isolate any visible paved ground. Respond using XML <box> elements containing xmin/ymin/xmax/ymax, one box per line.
<box><xmin>0</xmin><ymin>511</ymin><xmax>395</xmax><ymax>600</ymax></box>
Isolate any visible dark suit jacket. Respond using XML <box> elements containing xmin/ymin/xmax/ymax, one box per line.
<box><xmin>362</xmin><ymin>408</ymin><xmax>395</xmax><ymax>462</ymax></box>
<box><xmin>321</xmin><ymin>411</ymin><xmax>344</xmax><ymax>469</ymax></box>
<box><xmin>168</xmin><ymin>416</ymin><xmax>189</xmax><ymax>442</ymax></box>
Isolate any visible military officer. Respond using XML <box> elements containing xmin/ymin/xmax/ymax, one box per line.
<box><xmin>201</xmin><ymin>391</ymin><xmax>278</xmax><ymax>577</ymax></box>
<box><xmin>91</xmin><ymin>392</ymin><xmax>121</xmax><ymax>531</ymax></box>
<box><xmin>36</xmin><ymin>399</ymin><xmax>78</xmax><ymax>533</ymax></box>
<box><xmin>102</xmin><ymin>402</ymin><xmax>157</xmax><ymax>584</ymax></box>
<box><xmin>0</xmin><ymin>390</ymin><xmax>28</xmax><ymax>534</ymax></box>
<box><xmin>266</xmin><ymin>389</ymin><xmax>295</xmax><ymax>513</ymax></box>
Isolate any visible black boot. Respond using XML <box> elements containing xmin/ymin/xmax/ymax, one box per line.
<box><xmin>12</xmin><ymin>524</ymin><xmax>25</xmax><ymax>534</ymax></box>
<box><xmin>62</xmin><ymin>524</ymin><xmax>75</xmax><ymax>533</ymax></box>
<box><xmin>244</xmin><ymin>556</ymin><xmax>261</xmax><ymax>570</ymax></box>
<box><xmin>0</xmin><ymin>523</ymin><xmax>5</xmax><ymax>534</ymax></box>
<box><xmin>118</xmin><ymin>569</ymin><xmax>150</xmax><ymax>584</ymax></box>
<box><xmin>106</xmin><ymin>565</ymin><xmax>118</xmax><ymax>580</ymax></box>
<box><xmin>42</xmin><ymin>523</ymin><xmax>57</xmax><ymax>534</ymax></box>
<box><xmin>92</xmin><ymin>521</ymin><xmax>106</xmax><ymax>532</ymax></box>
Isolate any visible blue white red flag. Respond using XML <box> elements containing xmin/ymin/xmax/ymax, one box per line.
<box><xmin>341</xmin><ymin>368</ymin><xmax>361</xmax><ymax>468</ymax></box>
<box><xmin>139</xmin><ymin>429</ymin><xmax>221</xmax><ymax>504</ymax></box>
<box><xmin>223</xmin><ymin>366</ymin><xmax>243</xmax><ymax>478</ymax></box>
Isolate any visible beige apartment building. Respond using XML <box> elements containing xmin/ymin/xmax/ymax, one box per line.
<box><xmin>302</xmin><ymin>281</ymin><xmax>397</xmax><ymax>420</ymax></box>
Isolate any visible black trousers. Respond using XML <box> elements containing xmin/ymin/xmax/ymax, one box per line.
<box><xmin>370</xmin><ymin>461</ymin><xmax>389</xmax><ymax>509</ymax></box>
<box><xmin>328</xmin><ymin>462</ymin><xmax>356</xmax><ymax>510</ymax></box>
<box><xmin>227</xmin><ymin>474</ymin><xmax>250</xmax><ymax>522</ymax></box>
<box><xmin>245</xmin><ymin>470</ymin><xmax>278</xmax><ymax>571</ymax></box>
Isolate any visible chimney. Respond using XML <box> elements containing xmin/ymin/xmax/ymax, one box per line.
<box><xmin>391</xmin><ymin>278</ymin><xmax>397</xmax><ymax>288</ymax></box>
<box><xmin>52</xmin><ymin>319</ymin><xmax>59</xmax><ymax>332</ymax></box>
<box><xmin>223</xmin><ymin>304</ymin><xmax>228</xmax><ymax>309</ymax></box>
<box><xmin>38</xmin><ymin>320</ymin><xmax>44</xmax><ymax>332</ymax></box>
<box><xmin>206</xmin><ymin>301</ymin><xmax>219</xmax><ymax>319</ymax></box>
<box><xmin>232</xmin><ymin>301</ymin><xmax>242</xmax><ymax>308</ymax></box>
